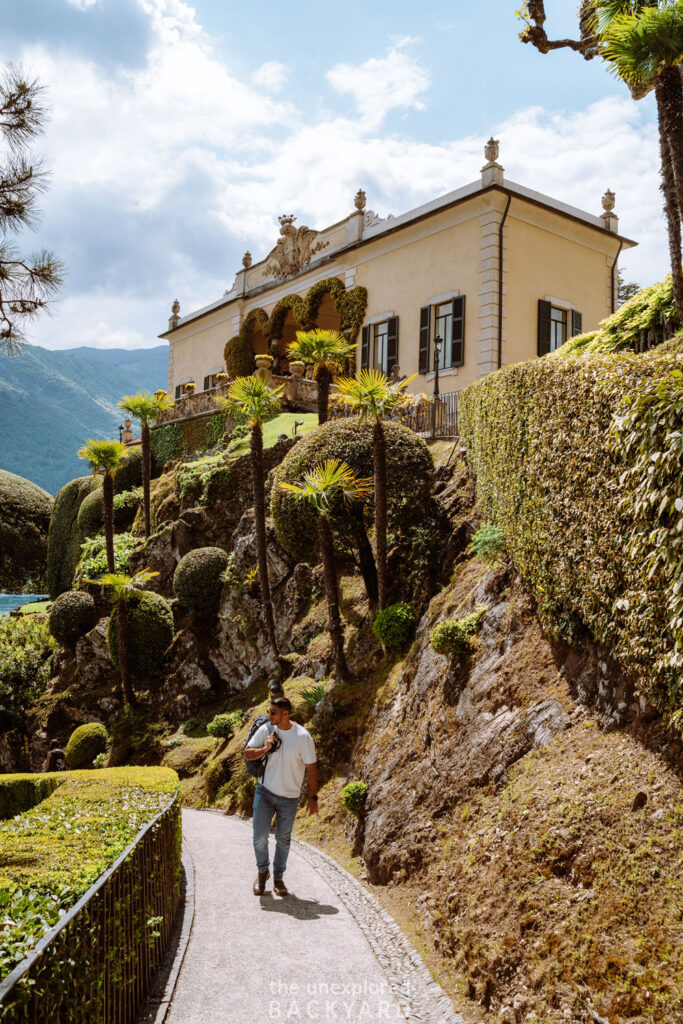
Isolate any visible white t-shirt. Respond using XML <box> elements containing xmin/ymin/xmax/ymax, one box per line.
<box><xmin>249</xmin><ymin>721</ymin><xmax>316</xmax><ymax>799</ymax></box>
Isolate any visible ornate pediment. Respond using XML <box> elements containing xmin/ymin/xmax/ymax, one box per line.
<box><xmin>263</xmin><ymin>215</ymin><xmax>328</xmax><ymax>281</ymax></box>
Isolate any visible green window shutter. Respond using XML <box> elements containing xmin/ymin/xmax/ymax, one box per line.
<box><xmin>419</xmin><ymin>306</ymin><xmax>431</xmax><ymax>374</ymax></box>
<box><xmin>538</xmin><ymin>300</ymin><xmax>552</xmax><ymax>356</ymax></box>
<box><xmin>361</xmin><ymin>325</ymin><xmax>370</xmax><ymax>370</ymax></box>
<box><xmin>571</xmin><ymin>310</ymin><xmax>583</xmax><ymax>337</ymax></box>
<box><xmin>451</xmin><ymin>296</ymin><xmax>465</xmax><ymax>367</ymax></box>
<box><xmin>386</xmin><ymin>317</ymin><xmax>399</xmax><ymax>375</ymax></box>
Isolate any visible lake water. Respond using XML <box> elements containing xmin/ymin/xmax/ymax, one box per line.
<box><xmin>0</xmin><ymin>594</ymin><xmax>48</xmax><ymax>617</ymax></box>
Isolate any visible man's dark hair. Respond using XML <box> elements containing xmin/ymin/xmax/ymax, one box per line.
<box><xmin>270</xmin><ymin>697</ymin><xmax>292</xmax><ymax>713</ymax></box>
<box><xmin>49</xmin><ymin>739</ymin><xmax>60</xmax><ymax>749</ymax></box>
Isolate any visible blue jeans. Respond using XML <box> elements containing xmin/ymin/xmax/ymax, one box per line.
<box><xmin>252</xmin><ymin>784</ymin><xmax>300</xmax><ymax>879</ymax></box>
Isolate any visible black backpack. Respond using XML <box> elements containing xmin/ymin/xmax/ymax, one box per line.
<box><xmin>243</xmin><ymin>715</ymin><xmax>280</xmax><ymax>780</ymax></box>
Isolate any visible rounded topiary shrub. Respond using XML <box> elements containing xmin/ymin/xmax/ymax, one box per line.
<box><xmin>372</xmin><ymin>602</ymin><xmax>416</xmax><ymax>652</ymax></box>
<box><xmin>47</xmin><ymin>476</ymin><xmax>102</xmax><ymax>599</ymax></box>
<box><xmin>48</xmin><ymin>590</ymin><xmax>98</xmax><ymax>647</ymax></box>
<box><xmin>341</xmin><ymin>780</ymin><xmax>368</xmax><ymax>819</ymax></box>
<box><xmin>272</xmin><ymin>418</ymin><xmax>434</xmax><ymax>563</ymax></box>
<box><xmin>65</xmin><ymin>722</ymin><xmax>109</xmax><ymax>768</ymax></box>
<box><xmin>113</xmin><ymin>448</ymin><xmax>143</xmax><ymax>492</ymax></box>
<box><xmin>107</xmin><ymin>590</ymin><xmax>174</xmax><ymax>679</ymax></box>
<box><xmin>77</xmin><ymin>488</ymin><xmax>104</xmax><ymax>537</ymax></box>
<box><xmin>224</xmin><ymin>333</ymin><xmax>255</xmax><ymax>378</ymax></box>
<box><xmin>173</xmin><ymin>547</ymin><xmax>229</xmax><ymax>614</ymax></box>
<box><xmin>113</xmin><ymin>487</ymin><xmax>143</xmax><ymax>530</ymax></box>
<box><xmin>0</xmin><ymin>469</ymin><xmax>53</xmax><ymax>593</ymax></box>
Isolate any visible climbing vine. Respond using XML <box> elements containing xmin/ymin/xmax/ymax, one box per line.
<box><xmin>224</xmin><ymin>308</ymin><xmax>267</xmax><ymax>377</ymax></box>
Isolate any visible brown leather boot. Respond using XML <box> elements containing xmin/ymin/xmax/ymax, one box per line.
<box><xmin>273</xmin><ymin>878</ymin><xmax>289</xmax><ymax>896</ymax></box>
<box><xmin>253</xmin><ymin>869</ymin><xmax>269</xmax><ymax>895</ymax></box>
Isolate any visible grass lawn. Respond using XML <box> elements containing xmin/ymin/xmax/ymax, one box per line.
<box><xmin>230</xmin><ymin>412</ymin><xmax>318</xmax><ymax>456</ymax></box>
<box><xmin>16</xmin><ymin>600</ymin><xmax>52</xmax><ymax>616</ymax></box>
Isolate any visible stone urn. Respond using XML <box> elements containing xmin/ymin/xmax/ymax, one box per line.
<box><xmin>254</xmin><ymin>354</ymin><xmax>273</xmax><ymax>370</ymax></box>
<box><xmin>289</xmin><ymin>359</ymin><xmax>305</xmax><ymax>378</ymax></box>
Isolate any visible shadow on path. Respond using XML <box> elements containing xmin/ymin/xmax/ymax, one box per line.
<box><xmin>257</xmin><ymin>893</ymin><xmax>340</xmax><ymax>920</ymax></box>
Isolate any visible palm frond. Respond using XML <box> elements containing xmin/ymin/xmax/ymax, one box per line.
<box><xmin>78</xmin><ymin>439</ymin><xmax>131</xmax><ymax>475</ymax></box>
<box><xmin>119</xmin><ymin>389</ymin><xmax>173</xmax><ymax>423</ymax></box>
<box><xmin>287</xmin><ymin>329</ymin><xmax>356</xmax><ymax>372</ymax></box>
<box><xmin>227</xmin><ymin>376</ymin><xmax>283</xmax><ymax>426</ymax></box>
<box><xmin>280</xmin><ymin>459</ymin><xmax>373</xmax><ymax>516</ymax></box>
<box><xmin>83</xmin><ymin>569</ymin><xmax>159</xmax><ymax>602</ymax></box>
<box><xmin>333</xmin><ymin>369</ymin><xmax>417</xmax><ymax>420</ymax></box>
<box><xmin>602</xmin><ymin>5</ymin><xmax>683</xmax><ymax>83</ymax></box>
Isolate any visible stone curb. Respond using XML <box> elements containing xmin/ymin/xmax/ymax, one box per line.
<box><xmin>291</xmin><ymin>835</ymin><xmax>466</xmax><ymax>1024</ymax></box>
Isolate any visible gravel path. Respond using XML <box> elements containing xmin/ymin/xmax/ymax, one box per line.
<box><xmin>155</xmin><ymin>809</ymin><xmax>465</xmax><ymax>1024</ymax></box>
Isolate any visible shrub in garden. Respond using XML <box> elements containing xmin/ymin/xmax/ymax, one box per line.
<box><xmin>173</xmin><ymin>547</ymin><xmax>229</xmax><ymax>614</ymax></box>
<box><xmin>468</xmin><ymin>523</ymin><xmax>505</xmax><ymax>562</ymax></box>
<box><xmin>0</xmin><ymin>469</ymin><xmax>53</xmax><ymax>594</ymax></box>
<box><xmin>47</xmin><ymin>476</ymin><xmax>101</xmax><ymax>598</ymax></box>
<box><xmin>206</xmin><ymin>710</ymin><xmax>242</xmax><ymax>740</ymax></box>
<box><xmin>107</xmin><ymin>590</ymin><xmax>174</xmax><ymax>680</ymax></box>
<box><xmin>430</xmin><ymin>606</ymin><xmax>486</xmax><ymax>658</ymax></box>
<box><xmin>372</xmin><ymin>603</ymin><xmax>416</xmax><ymax>652</ymax></box>
<box><xmin>224</xmin><ymin>331</ymin><xmax>256</xmax><ymax>378</ymax></box>
<box><xmin>0</xmin><ymin>617</ymin><xmax>56</xmax><ymax>719</ymax></box>
<box><xmin>93</xmin><ymin>752</ymin><xmax>107</xmax><ymax>769</ymax></box>
<box><xmin>114</xmin><ymin>488</ymin><xmax>143</xmax><ymax>530</ymax></box>
<box><xmin>48</xmin><ymin>590</ymin><xmax>98</xmax><ymax>647</ymax></box>
<box><xmin>113</xmin><ymin>447</ymin><xmax>143</xmax><ymax>491</ymax></box>
<box><xmin>72</xmin><ymin>532</ymin><xmax>139</xmax><ymax>589</ymax></box>
<box><xmin>76</xmin><ymin>487</ymin><xmax>104</xmax><ymax>537</ymax></box>
<box><xmin>65</xmin><ymin>722</ymin><xmax>109</xmax><ymax>768</ymax></box>
<box><xmin>341</xmin><ymin>780</ymin><xmax>368</xmax><ymax>819</ymax></box>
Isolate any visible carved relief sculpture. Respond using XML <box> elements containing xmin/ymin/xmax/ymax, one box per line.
<box><xmin>263</xmin><ymin>215</ymin><xmax>328</xmax><ymax>281</ymax></box>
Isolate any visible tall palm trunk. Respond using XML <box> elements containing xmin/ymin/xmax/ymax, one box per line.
<box><xmin>373</xmin><ymin>419</ymin><xmax>388</xmax><ymax>610</ymax></box>
<box><xmin>250</xmin><ymin>423</ymin><xmax>280</xmax><ymax>660</ymax></box>
<box><xmin>318</xmin><ymin>515</ymin><xmax>349</xmax><ymax>680</ymax></box>
<box><xmin>316</xmin><ymin>365</ymin><xmax>332</xmax><ymax>425</ymax></box>
<box><xmin>116</xmin><ymin>600</ymin><xmax>137</xmax><ymax>707</ymax></box>
<box><xmin>102</xmin><ymin>472</ymin><xmax>115</xmax><ymax>573</ymax></box>
<box><xmin>351</xmin><ymin>508</ymin><xmax>379</xmax><ymax>609</ymax></box>
<box><xmin>141</xmin><ymin>421</ymin><xmax>152</xmax><ymax>538</ymax></box>
<box><xmin>656</xmin><ymin>79</ymin><xmax>683</xmax><ymax>321</ymax></box>
<box><xmin>657</xmin><ymin>66</ymin><xmax>683</xmax><ymax>221</ymax></box>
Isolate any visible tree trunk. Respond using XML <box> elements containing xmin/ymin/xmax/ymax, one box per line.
<box><xmin>656</xmin><ymin>79</ymin><xmax>683</xmax><ymax>322</ymax></box>
<box><xmin>102</xmin><ymin>472</ymin><xmax>115</xmax><ymax>573</ymax></box>
<box><xmin>116</xmin><ymin>599</ymin><xmax>137</xmax><ymax>708</ymax></box>
<box><xmin>251</xmin><ymin>423</ymin><xmax>280</xmax><ymax>660</ymax></box>
<box><xmin>142</xmin><ymin>421</ymin><xmax>152</xmax><ymax>539</ymax></box>
<box><xmin>318</xmin><ymin>515</ymin><xmax>349</xmax><ymax>681</ymax></box>
<box><xmin>657</xmin><ymin>65</ymin><xmax>683</xmax><ymax>225</ymax></box>
<box><xmin>373</xmin><ymin>419</ymin><xmax>388</xmax><ymax>610</ymax></box>
<box><xmin>351</xmin><ymin>508</ymin><xmax>378</xmax><ymax>609</ymax></box>
<box><xmin>316</xmin><ymin>365</ymin><xmax>332</xmax><ymax>425</ymax></box>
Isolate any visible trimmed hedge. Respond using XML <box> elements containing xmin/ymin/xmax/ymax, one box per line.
<box><xmin>107</xmin><ymin>590</ymin><xmax>174</xmax><ymax>679</ymax></box>
<box><xmin>0</xmin><ymin>775</ymin><xmax>61</xmax><ymax>822</ymax></box>
<box><xmin>77</xmin><ymin>487</ymin><xmax>143</xmax><ymax>539</ymax></box>
<box><xmin>0</xmin><ymin>469</ymin><xmax>53</xmax><ymax>593</ymax></box>
<box><xmin>65</xmin><ymin>723</ymin><xmax>109</xmax><ymax>768</ymax></box>
<box><xmin>460</xmin><ymin>342</ymin><xmax>683</xmax><ymax>715</ymax></box>
<box><xmin>48</xmin><ymin>590</ymin><xmax>98</xmax><ymax>648</ymax></box>
<box><xmin>272</xmin><ymin>418</ymin><xmax>435</xmax><ymax>563</ymax></box>
<box><xmin>46</xmin><ymin>476</ymin><xmax>101</xmax><ymax>599</ymax></box>
<box><xmin>173</xmin><ymin>546</ymin><xmax>229</xmax><ymax>614</ymax></box>
<box><xmin>0</xmin><ymin>767</ymin><xmax>178</xmax><ymax>988</ymax></box>
<box><xmin>113</xmin><ymin>448</ymin><xmax>143</xmax><ymax>492</ymax></box>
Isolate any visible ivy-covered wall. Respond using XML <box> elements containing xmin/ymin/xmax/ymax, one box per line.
<box><xmin>151</xmin><ymin>412</ymin><xmax>227</xmax><ymax>467</ymax></box>
<box><xmin>460</xmin><ymin>337</ymin><xmax>683</xmax><ymax>719</ymax></box>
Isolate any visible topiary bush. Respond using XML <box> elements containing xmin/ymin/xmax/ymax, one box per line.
<box><xmin>224</xmin><ymin>333</ymin><xmax>255</xmax><ymax>378</ymax></box>
<box><xmin>372</xmin><ymin>603</ymin><xmax>416</xmax><ymax>652</ymax></box>
<box><xmin>172</xmin><ymin>547</ymin><xmax>229</xmax><ymax>615</ymax></box>
<box><xmin>206</xmin><ymin>710</ymin><xmax>242</xmax><ymax>740</ymax></box>
<box><xmin>48</xmin><ymin>591</ymin><xmax>98</xmax><ymax>648</ymax></box>
<box><xmin>47</xmin><ymin>476</ymin><xmax>101</xmax><ymax>599</ymax></box>
<box><xmin>76</xmin><ymin>487</ymin><xmax>104</xmax><ymax>538</ymax></box>
<box><xmin>430</xmin><ymin>606</ymin><xmax>486</xmax><ymax>658</ymax></box>
<box><xmin>341</xmin><ymin>780</ymin><xmax>368</xmax><ymax>819</ymax></box>
<box><xmin>0</xmin><ymin>469</ymin><xmax>53</xmax><ymax>594</ymax></box>
<box><xmin>272</xmin><ymin>418</ymin><xmax>434</xmax><ymax>563</ymax></box>
<box><xmin>65</xmin><ymin>722</ymin><xmax>109</xmax><ymax>768</ymax></box>
<box><xmin>113</xmin><ymin>448</ymin><xmax>143</xmax><ymax>491</ymax></box>
<box><xmin>107</xmin><ymin>590</ymin><xmax>174</xmax><ymax>680</ymax></box>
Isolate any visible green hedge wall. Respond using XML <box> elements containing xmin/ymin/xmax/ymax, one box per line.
<box><xmin>0</xmin><ymin>775</ymin><xmax>62</xmax><ymax>821</ymax></box>
<box><xmin>460</xmin><ymin>344</ymin><xmax>683</xmax><ymax>717</ymax></box>
<box><xmin>151</xmin><ymin>413</ymin><xmax>227</xmax><ymax>466</ymax></box>
<box><xmin>0</xmin><ymin>469</ymin><xmax>53</xmax><ymax>594</ymax></box>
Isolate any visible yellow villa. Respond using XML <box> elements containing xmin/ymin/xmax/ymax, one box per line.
<box><xmin>160</xmin><ymin>140</ymin><xmax>635</xmax><ymax>409</ymax></box>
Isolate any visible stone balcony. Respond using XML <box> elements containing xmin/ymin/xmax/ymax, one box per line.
<box><xmin>156</xmin><ymin>373</ymin><xmax>319</xmax><ymax>427</ymax></box>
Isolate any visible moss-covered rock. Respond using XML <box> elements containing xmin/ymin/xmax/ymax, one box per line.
<box><xmin>173</xmin><ymin>547</ymin><xmax>229</xmax><ymax>615</ymax></box>
<box><xmin>48</xmin><ymin>591</ymin><xmax>98</xmax><ymax>648</ymax></box>
<box><xmin>47</xmin><ymin>476</ymin><xmax>101</xmax><ymax>599</ymax></box>
<box><xmin>0</xmin><ymin>469</ymin><xmax>53</xmax><ymax>593</ymax></box>
<box><xmin>65</xmin><ymin>722</ymin><xmax>109</xmax><ymax>768</ymax></box>
<box><xmin>107</xmin><ymin>591</ymin><xmax>174</xmax><ymax>680</ymax></box>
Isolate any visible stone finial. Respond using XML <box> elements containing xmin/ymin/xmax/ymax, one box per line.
<box><xmin>602</xmin><ymin>189</ymin><xmax>615</xmax><ymax>213</ymax></box>
<box><xmin>242</xmin><ymin>251</ymin><xmax>252</xmax><ymax>269</ymax></box>
<box><xmin>600</xmin><ymin>189</ymin><xmax>619</xmax><ymax>232</ymax></box>
<box><xmin>354</xmin><ymin>188</ymin><xmax>367</xmax><ymax>213</ymax></box>
<box><xmin>484</xmin><ymin>137</ymin><xmax>499</xmax><ymax>163</ymax></box>
<box><xmin>122</xmin><ymin>419</ymin><xmax>133</xmax><ymax>444</ymax></box>
<box><xmin>169</xmin><ymin>299</ymin><xmax>180</xmax><ymax>330</ymax></box>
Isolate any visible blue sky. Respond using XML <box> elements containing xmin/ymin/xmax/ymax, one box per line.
<box><xmin>1</xmin><ymin>0</ymin><xmax>663</xmax><ymax>350</ymax></box>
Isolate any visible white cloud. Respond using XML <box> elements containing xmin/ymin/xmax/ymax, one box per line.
<box><xmin>327</xmin><ymin>38</ymin><xmax>430</xmax><ymax>128</ymax></box>
<box><xmin>65</xmin><ymin>0</ymin><xmax>99</xmax><ymax>9</ymax></box>
<box><xmin>251</xmin><ymin>61</ymin><xmax>290</xmax><ymax>94</ymax></box>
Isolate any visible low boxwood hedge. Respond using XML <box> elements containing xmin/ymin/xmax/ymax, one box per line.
<box><xmin>0</xmin><ymin>775</ymin><xmax>61</xmax><ymax>822</ymax></box>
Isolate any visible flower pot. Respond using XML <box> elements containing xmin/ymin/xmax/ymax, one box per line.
<box><xmin>255</xmin><ymin>355</ymin><xmax>273</xmax><ymax>370</ymax></box>
<box><xmin>289</xmin><ymin>360</ymin><xmax>305</xmax><ymax>378</ymax></box>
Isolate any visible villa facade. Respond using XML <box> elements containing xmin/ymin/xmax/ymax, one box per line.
<box><xmin>160</xmin><ymin>141</ymin><xmax>635</xmax><ymax>402</ymax></box>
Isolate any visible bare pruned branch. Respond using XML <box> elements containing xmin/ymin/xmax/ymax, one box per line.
<box><xmin>517</xmin><ymin>1</ymin><xmax>601</xmax><ymax>59</ymax></box>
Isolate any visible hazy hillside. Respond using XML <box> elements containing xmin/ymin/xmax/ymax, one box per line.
<box><xmin>0</xmin><ymin>345</ymin><xmax>168</xmax><ymax>495</ymax></box>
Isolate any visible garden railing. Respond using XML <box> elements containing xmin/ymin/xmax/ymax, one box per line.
<box><xmin>0</xmin><ymin>792</ymin><xmax>181</xmax><ymax>1023</ymax></box>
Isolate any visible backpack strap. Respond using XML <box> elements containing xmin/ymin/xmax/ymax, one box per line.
<box><xmin>259</xmin><ymin>723</ymin><xmax>276</xmax><ymax>781</ymax></box>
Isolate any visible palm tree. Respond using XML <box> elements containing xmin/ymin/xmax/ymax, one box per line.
<box><xmin>287</xmin><ymin>329</ymin><xmax>356</xmax><ymax>425</ymax></box>
<box><xmin>227</xmin><ymin>376</ymin><xmax>284</xmax><ymax>664</ymax></box>
<box><xmin>333</xmin><ymin>370</ymin><xmax>415</xmax><ymax>610</ymax></box>
<box><xmin>78</xmin><ymin>440</ymin><xmax>131</xmax><ymax>573</ymax></box>
<box><xmin>84</xmin><ymin>569</ymin><xmax>158</xmax><ymax>708</ymax></box>
<box><xmin>280</xmin><ymin>460</ymin><xmax>373</xmax><ymax>680</ymax></box>
<box><xmin>118</xmin><ymin>390</ymin><xmax>173</xmax><ymax>538</ymax></box>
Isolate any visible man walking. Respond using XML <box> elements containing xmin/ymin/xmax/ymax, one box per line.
<box><xmin>245</xmin><ymin>696</ymin><xmax>318</xmax><ymax>896</ymax></box>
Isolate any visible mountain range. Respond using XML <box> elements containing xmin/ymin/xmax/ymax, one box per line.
<box><xmin>0</xmin><ymin>344</ymin><xmax>169</xmax><ymax>495</ymax></box>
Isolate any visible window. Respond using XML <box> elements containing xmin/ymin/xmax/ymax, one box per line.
<box><xmin>434</xmin><ymin>302</ymin><xmax>454</xmax><ymax>370</ymax></box>
<box><xmin>419</xmin><ymin>297</ymin><xmax>465</xmax><ymax>374</ymax></box>
<box><xmin>373</xmin><ymin>321</ymin><xmax>388</xmax><ymax>373</ymax></box>
<box><xmin>360</xmin><ymin>317</ymin><xmax>398</xmax><ymax>373</ymax></box>
<box><xmin>538</xmin><ymin>300</ymin><xmax>582</xmax><ymax>357</ymax></box>
<box><xmin>549</xmin><ymin>306</ymin><xmax>566</xmax><ymax>352</ymax></box>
